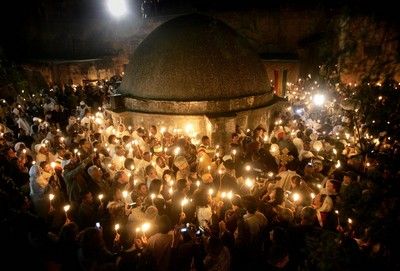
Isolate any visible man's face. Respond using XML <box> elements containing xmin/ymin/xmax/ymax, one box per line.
<box><xmin>43</xmin><ymin>164</ymin><xmax>52</xmax><ymax>173</ymax></box>
<box><xmin>313</xmin><ymin>162</ymin><xmax>323</xmax><ymax>172</ymax></box>
<box><xmin>156</xmin><ymin>157</ymin><xmax>165</xmax><ymax>168</ymax></box>
<box><xmin>343</xmin><ymin>175</ymin><xmax>351</xmax><ymax>185</ymax></box>
<box><xmin>149</xmin><ymin>168</ymin><xmax>158</xmax><ymax>180</ymax></box>
<box><xmin>143</xmin><ymin>153</ymin><xmax>151</xmax><ymax>162</ymax></box>
<box><xmin>94</xmin><ymin>168</ymin><xmax>103</xmax><ymax>180</ymax></box>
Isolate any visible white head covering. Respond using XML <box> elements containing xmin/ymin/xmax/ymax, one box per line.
<box><xmin>14</xmin><ymin>142</ymin><xmax>26</xmax><ymax>152</ymax></box>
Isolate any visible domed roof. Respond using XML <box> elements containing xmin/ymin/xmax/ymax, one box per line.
<box><xmin>120</xmin><ymin>13</ymin><xmax>271</xmax><ymax>101</ymax></box>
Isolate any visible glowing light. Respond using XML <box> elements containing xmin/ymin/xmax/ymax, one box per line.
<box><xmin>347</xmin><ymin>218</ymin><xmax>353</xmax><ymax>224</ymax></box>
<box><xmin>227</xmin><ymin>191</ymin><xmax>233</xmax><ymax>200</ymax></box>
<box><xmin>312</xmin><ymin>94</ymin><xmax>326</xmax><ymax>106</ymax></box>
<box><xmin>181</xmin><ymin>198</ymin><xmax>188</xmax><ymax>207</ymax></box>
<box><xmin>245</xmin><ymin>165</ymin><xmax>251</xmax><ymax>171</ymax></box>
<box><xmin>335</xmin><ymin>210</ymin><xmax>339</xmax><ymax>215</ymax></box>
<box><xmin>49</xmin><ymin>194</ymin><xmax>55</xmax><ymax>201</ymax></box>
<box><xmin>335</xmin><ymin>160</ymin><xmax>341</xmax><ymax>168</ymax></box>
<box><xmin>106</xmin><ymin>0</ymin><xmax>128</xmax><ymax>18</ymax></box>
<box><xmin>208</xmin><ymin>188</ymin><xmax>214</xmax><ymax>196</ymax></box>
<box><xmin>221</xmin><ymin>192</ymin><xmax>226</xmax><ymax>199</ymax></box>
<box><xmin>184</xmin><ymin>123</ymin><xmax>194</xmax><ymax>135</ymax></box>
<box><xmin>98</xmin><ymin>194</ymin><xmax>104</xmax><ymax>201</ymax></box>
<box><xmin>114</xmin><ymin>223</ymin><xmax>120</xmax><ymax>231</ymax></box>
<box><xmin>196</xmin><ymin>180</ymin><xmax>201</xmax><ymax>187</ymax></box>
<box><xmin>310</xmin><ymin>193</ymin><xmax>315</xmax><ymax>199</ymax></box>
<box><xmin>292</xmin><ymin>193</ymin><xmax>300</xmax><ymax>202</ymax></box>
<box><xmin>141</xmin><ymin>222</ymin><xmax>150</xmax><ymax>232</ymax></box>
<box><xmin>245</xmin><ymin>178</ymin><xmax>254</xmax><ymax>188</ymax></box>
<box><xmin>174</xmin><ymin>147</ymin><xmax>181</xmax><ymax>156</ymax></box>
<box><xmin>63</xmin><ymin>205</ymin><xmax>70</xmax><ymax>212</ymax></box>
<box><xmin>122</xmin><ymin>190</ymin><xmax>128</xmax><ymax>199</ymax></box>
<box><xmin>50</xmin><ymin>162</ymin><xmax>56</xmax><ymax>169</ymax></box>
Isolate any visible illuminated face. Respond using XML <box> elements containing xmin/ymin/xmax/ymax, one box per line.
<box><xmin>343</xmin><ymin>175</ymin><xmax>351</xmax><ymax>185</ymax></box>
<box><xmin>139</xmin><ymin>185</ymin><xmax>148</xmax><ymax>195</ymax></box>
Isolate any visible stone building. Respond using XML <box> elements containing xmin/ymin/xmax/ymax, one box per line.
<box><xmin>110</xmin><ymin>13</ymin><xmax>286</xmax><ymax>144</ymax></box>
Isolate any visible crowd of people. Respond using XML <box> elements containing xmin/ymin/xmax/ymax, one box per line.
<box><xmin>0</xmin><ymin>75</ymin><xmax>399</xmax><ymax>271</ymax></box>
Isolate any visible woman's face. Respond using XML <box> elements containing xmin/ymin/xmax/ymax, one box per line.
<box><xmin>164</xmin><ymin>174</ymin><xmax>171</xmax><ymax>182</ymax></box>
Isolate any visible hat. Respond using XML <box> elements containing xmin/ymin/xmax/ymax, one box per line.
<box><xmin>222</xmin><ymin>155</ymin><xmax>232</xmax><ymax>162</ymax></box>
<box><xmin>34</xmin><ymin>144</ymin><xmax>45</xmax><ymax>153</ymax></box>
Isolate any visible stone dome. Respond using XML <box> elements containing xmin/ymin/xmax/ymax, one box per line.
<box><xmin>119</xmin><ymin>13</ymin><xmax>271</xmax><ymax>101</ymax></box>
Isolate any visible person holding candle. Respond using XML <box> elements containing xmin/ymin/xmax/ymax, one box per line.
<box><xmin>29</xmin><ymin>161</ymin><xmax>53</xmax><ymax>218</ymax></box>
<box><xmin>194</xmin><ymin>188</ymin><xmax>213</xmax><ymax>228</ymax></box>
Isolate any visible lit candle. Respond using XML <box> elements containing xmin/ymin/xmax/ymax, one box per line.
<box><xmin>98</xmin><ymin>194</ymin><xmax>104</xmax><ymax>203</ymax></box>
<box><xmin>208</xmin><ymin>188</ymin><xmax>214</xmax><ymax>196</ymax></box>
<box><xmin>122</xmin><ymin>190</ymin><xmax>128</xmax><ymax>201</ymax></box>
<box><xmin>196</xmin><ymin>180</ymin><xmax>201</xmax><ymax>188</ymax></box>
<box><xmin>150</xmin><ymin>193</ymin><xmax>156</xmax><ymax>205</ymax></box>
<box><xmin>347</xmin><ymin>218</ymin><xmax>353</xmax><ymax>225</ymax></box>
<box><xmin>50</xmin><ymin>162</ymin><xmax>56</xmax><ymax>170</ymax></box>
<box><xmin>310</xmin><ymin>192</ymin><xmax>315</xmax><ymax>200</ymax></box>
<box><xmin>245</xmin><ymin>165</ymin><xmax>251</xmax><ymax>171</ymax></box>
<box><xmin>49</xmin><ymin>193</ymin><xmax>55</xmax><ymax>202</ymax></box>
<box><xmin>63</xmin><ymin>204</ymin><xmax>70</xmax><ymax>220</ymax></box>
<box><xmin>221</xmin><ymin>192</ymin><xmax>226</xmax><ymax>199</ymax></box>
<box><xmin>114</xmin><ymin>223</ymin><xmax>120</xmax><ymax>233</ymax></box>
<box><xmin>181</xmin><ymin>197</ymin><xmax>188</xmax><ymax>212</ymax></box>
<box><xmin>207</xmin><ymin>165</ymin><xmax>211</xmax><ymax>172</ymax></box>
<box><xmin>335</xmin><ymin>210</ymin><xmax>340</xmax><ymax>225</ymax></box>
<box><xmin>141</xmin><ymin>222</ymin><xmax>150</xmax><ymax>237</ymax></box>
<box><xmin>63</xmin><ymin>204</ymin><xmax>70</xmax><ymax>213</ymax></box>
<box><xmin>292</xmin><ymin>193</ymin><xmax>300</xmax><ymax>202</ymax></box>
<box><xmin>227</xmin><ymin>191</ymin><xmax>233</xmax><ymax>201</ymax></box>
<box><xmin>245</xmin><ymin>178</ymin><xmax>254</xmax><ymax>190</ymax></box>
<box><xmin>174</xmin><ymin>147</ymin><xmax>181</xmax><ymax>156</ymax></box>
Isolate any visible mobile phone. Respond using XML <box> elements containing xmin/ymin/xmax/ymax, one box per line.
<box><xmin>127</xmin><ymin>202</ymin><xmax>138</xmax><ymax>209</ymax></box>
<box><xmin>180</xmin><ymin>227</ymin><xmax>188</xmax><ymax>233</ymax></box>
<box><xmin>95</xmin><ymin>222</ymin><xmax>101</xmax><ymax>229</ymax></box>
<box><xmin>196</xmin><ymin>226</ymin><xmax>205</xmax><ymax>237</ymax></box>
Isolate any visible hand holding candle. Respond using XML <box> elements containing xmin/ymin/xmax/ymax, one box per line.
<box><xmin>181</xmin><ymin>197</ymin><xmax>188</xmax><ymax>212</ymax></box>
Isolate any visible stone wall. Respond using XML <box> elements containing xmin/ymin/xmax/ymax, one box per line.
<box><xmin>21</xmin><ymin>56</ymin><xmax>128</xmax><ymax>87</ymax></box>
<box><xmin>108</xmin><ymin>98</ymin><xmax>287</xmax><ymax>147</ymax></box>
